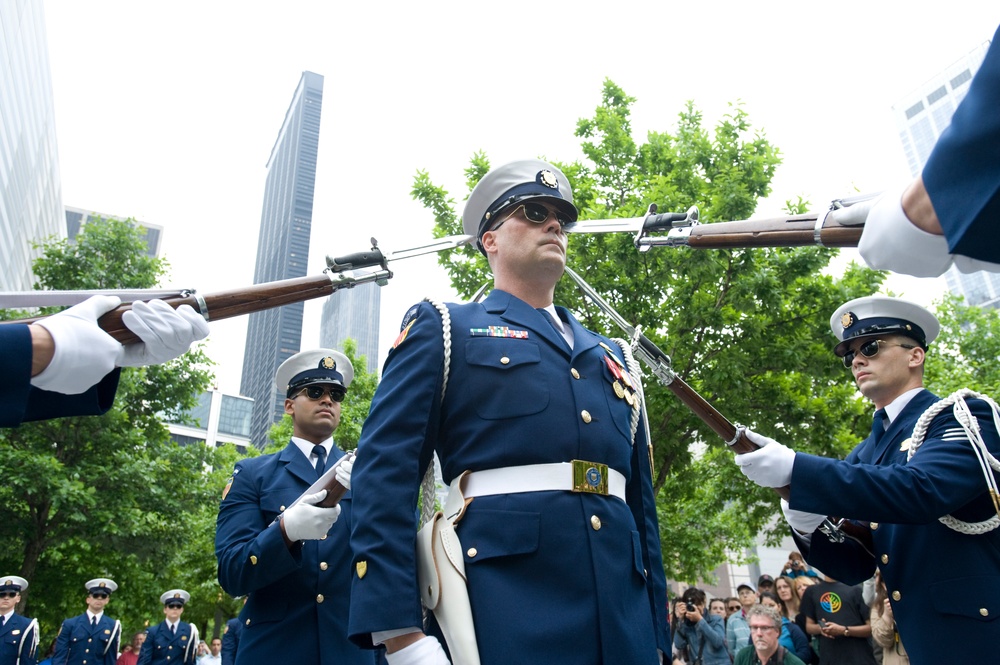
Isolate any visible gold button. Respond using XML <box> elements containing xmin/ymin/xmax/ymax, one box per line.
<box><xmin>321</xmin><ymin>534</ymin><xmax>328</xmax><ymax>540</ymax></box>
<box><xmin>245</xmin><ymin>619</ymin><xmax>251</xmax><ymax>626</ymax></box>
<box><xmin>981</xmin><ymin>608</ymin><xmax>989</xmax><ymax>617</ymax></box>
<box><xmin>280</xmin><ymin>505</ymin><xmax>286</xmax><ymax>512</ymax></box>
<box><xmin>581</xmin><ymin>410</ymin><xmax>592</xmax><ymax>423</ymax></box>
<box><xmin>571</xmin><ymin>368</ymin><xmax>580</xmax><ymax>379</ymax></box>
<box><xmin>891</xmin><ymin>591</ymin><xmax>901</xmax><ymax>601</ymax></box>
<box><xmin>320</xmin><ymin>562</ymin><xmax>328</xmax><ymax>571</ymax></box>
<box><xmin>500</xmin><ymin>356</ymin><xmax>510</xmax><ymax>365</ymax></box>
<box><xmin>317</xmin><ymin>594</ymin><xmax>325</xmax><ymax>603</ymax></box>
<box><xmin>591</xmin><ymin>515</ymin><xmax>601</xmax><ymax>530</ymax></box>
<box><xmin>881</xmin><ymin>554</ymin><xmax>889</xmax><ymax>564</ymax></box>
<box><xmin>870</xmin><ymin>522</ymin><xmax>879</xmax><ymax>530</ymax></box>
<box><xmin>85</xmin><ymin>649</ymin><xmax>90</xmax><ymax>653</ymax></box>
<box><xmin>467</xmin><ymin>547</ymin><xmax>478</xmax><ymax>558</ymax></box>
<box><xmin>250</xmin><ymin>555</ymin><xmax>258</xmax><ymax>565</ymax></box>
<box><xmin>88</xmin><ymin>639</ymin><xmax>92</xmax><ymax>643</ymax></box>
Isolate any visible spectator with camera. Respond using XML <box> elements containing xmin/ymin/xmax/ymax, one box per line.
<box><xmin>781</xmin><ymin>552</ymin><xmax>818</xmax><ymax>579</ymax></box>
<box><xmin>673</xmin><ymin>587</ymin><xmax>730</xmax><ymax>665</ymax></box>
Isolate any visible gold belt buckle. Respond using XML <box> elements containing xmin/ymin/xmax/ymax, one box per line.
<box><xmin>571</xmin><ymin>460</ymin><xmax>609</xmax><ymax>495</ymax></box>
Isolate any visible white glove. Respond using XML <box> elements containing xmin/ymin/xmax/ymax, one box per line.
<box><xmin>781</xmin><ymin>498</ymin><xmax>826</xmax><ymax>534</ymax></box>
<box><xmin>31</xmin><ymin>295</ymin><xmax>123</xmax><ymax>395</ymax></box>
<box><xmin>836</xmin><ymin>188</ymin><xmax>953</xmax><ymax>277</ymax></box>
<box><xmin>334</xmin><ymin>452</ymin><xmax>354</xmax><ymax>491</ymax></box>
<box><xmin>734</xmin><ymin>429</ymin><xmax>796</xmax><ymax>488</ymax></box>
<box><xmin>117</xmin><ymin>300</ymin><xmax>210</xmax><ymax>367</ymax></box>
<box><xmin>281</xmin><ymin>490</ymin><xmax>341</xmax><ymax>541</ymax></box>
<box><xmin>385</xmin><ymin>637</ymin><xmax>451</xmax><ymax>665</ymax></box>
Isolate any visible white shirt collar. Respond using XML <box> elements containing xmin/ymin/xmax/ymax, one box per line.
<box><xmin>883</xmin><ymin>387</ymin><xmax>924</xmax><ymax>424</ymax></box>
<box><xmin>291</xmin><ymin>437</ymin><xmax>334</xmax><ymax>467</ymax></box>
<box><xmin>86</xmin><ymin>610</ymin><xmax>103</xmax><ymax>622</ymax></box>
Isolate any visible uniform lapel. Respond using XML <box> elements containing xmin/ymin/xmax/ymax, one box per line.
<box><xmin>485</xmin><ymin>290</ymin><xmax>570</xmax><ymax>355</ymax></box>
<box><xmin>278</xmin><ymin>442</ymin><xmax>316</xmax><ymax>486</ymax></box>
<box><xmin>872</xmin><ymin>390</ymin><xmax>938</xmax><ymax>464</ymax></box>
<box><xmin>559</xmin><ymin>306</ymin><xmax>599</xmax><ymax>359</ymax></box>
<box><xmin>0</xmin><ymin>615</ymin><xmax>12</xmax><ymax>639</ymax></box>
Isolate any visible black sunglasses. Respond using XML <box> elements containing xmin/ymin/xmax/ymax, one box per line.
<box><xmin>727</xmin><ymin>605</ymin><xmax>741</xmax><ymax>611</ymax></box>
<box><xmin>0</xmin><ymin>592</ymin><xmax>18</xmax><ymax>598</ymax></box>
<box><xmin>296</xmin><ymin>385</ymin><xmax>345</xmax><ymax>402</ymax></box>
<box><xmin>90</xmin><ymin>593</ymin><xmax>109</xmax><ymax>599</ymax></box>
<box><xmin>841</xmin><ymin>339</ymin><xmax>917</xmax><ymax>368</ymax></box>
<box><xmin>165</xmin><ymin>603</ymin><xmax>184</xmax><ymax>609</ymax></box>
<box><xmin>493</xmin><ymin>201</ymin><xmax>572</xmax><ymax>231</ymax></box>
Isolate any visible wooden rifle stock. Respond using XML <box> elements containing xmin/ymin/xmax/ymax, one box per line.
<box><xmin>685</xmin><ymin>213</ymin><xmax>862</xmax><ymax>249</ymax></box>
<box><xmin>6</xmin><ymin>270</ymin><xmax>391</xmax><ymax>344</ymax></box>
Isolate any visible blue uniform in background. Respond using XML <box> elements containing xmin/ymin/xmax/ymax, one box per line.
<box><xmin>923</xmin><ymin>24</ymin><xmax>1000</xmax><ymax>261</ymax></box>
<box><xmin>349</xmin><ymin>290</ymin><xmax>669</xmax><ymax>664</ymax></box>
<box><xmin>136</xmin><ymin>621</ymin><xmax>195</xmax><ymax>665</ymax></box>
<box><xmin>1</xmin><ymin>325</ymin><xmax>118</xmax><ymax>428</ymax></box>
<box><xmin>0</xmin><ymin>612</ymin><xmax>37</xmax><ymax>665</ymax></box>
<box><xmin>215</xmin><ymin>442</ymin><xmax>375</xmax><ymax>665</ymax></box>
<box><xmin>219</xmin><ymin>618</ymin><xmax>241</xmax><ymax>665</ymax></box>
<box><xmin>52</xmin><ymin>614</ymin><xmax>118</xmax><ymax>665</ymax></box>
<box><xmin>791</xmin><ymin>388</ymin><xmax>1000</xmax><ymax>663</ymax></box>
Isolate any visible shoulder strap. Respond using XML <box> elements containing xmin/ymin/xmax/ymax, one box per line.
<box><xmin>909</xmin><ymin>388</ymin><xmax>1000</xmax><ymax>534</ymax></box>
<box><xmin>419</xmin><ymin>299</ymin><xmax>452</xmax><ymax>527</ymax></box>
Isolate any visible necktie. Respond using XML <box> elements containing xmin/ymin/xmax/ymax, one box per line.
<box><xmin>313</xmin><ymin>445</ymin><xmax>327</xmax><ymax>477</ymax></box>
<box><xmin>171</xmin><ymin>623</ymin><xmax>176</xmax><ymax>634</ymax></box>
<box><xmin>871</xmin><ymin>408</ymin><xmax>887</xmax><ymax>441</ymax></box>
<box><xmin>1</xmin><ymin>615</ymin><xmax>5</xmax><ymax>626</ymax></box>
<box><xmin>536</xmin><ymin>308</ymin><xmax>563</xmax><ymax>333</ymax></box>
<box><xmin>91</xmin><ymin>616</ymin><xmax>97</xmax><ymax>626</ymax></box>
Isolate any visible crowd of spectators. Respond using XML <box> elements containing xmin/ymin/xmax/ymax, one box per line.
<box><xmin>669</xmin><ymin>552</ymin><xmax>907</xmax><ymax>665</ymax></box>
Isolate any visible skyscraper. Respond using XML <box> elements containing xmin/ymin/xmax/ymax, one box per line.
<box><xmin>892</xmin><ymin>38</ymin><xmax>998</xmax><ymax>309</ymax></box>
<box><xmin>65</xmin><ymin>206</ymin><xmax>163</xmax><ymax>257</ymax></box>
<box><xmin>241</xmin><ymin>71</ymin><xmax>324</xmax><ymax>448</ymax></box>
<box><xmin>319</xmin><ymin>282</ymin><xmax>381</xmax><ymax>374</ymax></box>
<box><xmin>0</xmin><ymin>1</ymin><xmax>65</xmax><ymax>291</ymax></box>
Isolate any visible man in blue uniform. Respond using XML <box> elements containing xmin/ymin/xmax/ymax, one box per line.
<box><xmin>836</xmin><ymin>25</ymin><xmax>1000</xmax><ymax>276</ymax></box>
<box><xmin>0</xmin><ymin>576</ymin><xmax>38</xmax><ymax>665</ymax></box>
<box><xmin>219</xmin><ymin>616</ymin><xmax>241</xmax><ymax>665</ymax></box>
<box><xmin>735</xmin><ymin>295</ymin><xmax>1000</xmax><ymax>664</ymax></box>
<box><xmin>348</xmin><ymin>159</ymin><xmax>669</xmax><ymax>664</ymax></box>
<box><xmin>2</xmin><ymin>296</ymin><xmax>209</xmax><ymax>427</ymax></box>
<box><xmin>136</xmin><ymin>590</ymin><xmax>198</xmax><ymax>665</ymax></box>
<box><xmin>215</xmin><ymin>349</ymin><xmax>373</xmax><ymax>665</ymax></box>
<box><xmin>53</xmin><ymin>578</ymin><xmax>121</xmax><ymax>665</ymax></box>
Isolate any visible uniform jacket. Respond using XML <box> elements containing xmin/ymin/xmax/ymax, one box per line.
<box><xmin>923</xmin><ymin>24</ymin><xmax>1000</xmax><ymax>262</ymax></box>
<box><xmin>1</xmin><ymin>324</ymin><xmax>119</xmax><ymax>428</ymax></box>
<box><xmin>0</xmin><ymin>612</ymin><xmax>37</xmax><ymax>665</ymax></box>
<box><xmin>349</xmin><ymin>291</ymin><xmax>669</xmax><ymax>664</ymax></box>
<box><xmin>215</xmin><ymin>442</ymin><xmax>375</xmax><ymax>665</ymax></box>
<box><xmin>53</xmin><ymin>613</ymin><xmax>119</xmax><ymax>665</ymax></box>
<box><xmin>790</xmin><ymin>389</ymin><xmax>1000</xmax><ymax>664</ymax></box>
<box><xmin>136</xmin><ymin>622</ymin><xmax>196</xmax><ymax>665</ymax></box>
<box><xmin>219</xmin><ymin>618</ymin><xmax>240</xmax><ymax>665</ymax></box>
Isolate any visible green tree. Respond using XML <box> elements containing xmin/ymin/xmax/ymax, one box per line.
<box><xmin>412</xmin><ymin>79</ymin><xmax>886</xmax><ymax>581</ymax></box>
<box><xmin>924</xmin><ymin>293</ymin><xmax>1000</xmax><ymax>397</ymax></box>
<box><xmin>0</xmin><ymin>218</ymin><xmax>215</xmax><ymax>643</ymax></box>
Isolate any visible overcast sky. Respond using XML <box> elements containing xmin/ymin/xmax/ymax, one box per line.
<box><xmin>42</xmin><ymin>1</ymin><xmax>1000</xmax><ymax>394</ymax></box>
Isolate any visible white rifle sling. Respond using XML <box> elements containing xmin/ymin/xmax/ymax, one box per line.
<box><xmin>415</xmin><ymin>299</ymin><xmax>481</xmax><ymax>665</ymax></box>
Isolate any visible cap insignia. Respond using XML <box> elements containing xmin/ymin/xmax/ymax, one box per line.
<box><xmin>174</xmin><ymin>593</ymin><xmax>181</xmax><ymax>598</ymax></box>
<box><xmin>841</xmin><ymin>312</ymin><xmax>855</xmax><ymax>329</ymax></box>
<box><xmin>322</xmin><ymin>357</ymin><xmax>336</xmax><ymax>370</ymax></box>
<box><xmin>3</xmin><ymin>579</ymin><xmax>10</xmax><ymax>586</ymax></box>
<box><xmin>99</xmin><ymin>582</ymin><xmax>106</xmax><ymax>588</ymax></box>
<box><xmin>538</xmin><ymin>170</ymin><xmax>558</xmax><ymax>189</ymax></box>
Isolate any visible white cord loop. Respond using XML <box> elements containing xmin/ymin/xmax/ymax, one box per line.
<box><xmin>419</xmin><ymin>299</ymin><xmax>452</xmax><ymax>527</ymax></box>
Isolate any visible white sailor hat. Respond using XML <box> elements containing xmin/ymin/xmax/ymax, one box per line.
<box><xmin>275</xmin><ymin>349</ymin><xmax>354</xmax><ymax>398</ymax></box>
<box><xmin>830</xmin><ymin>295</ymin><xmax>940</xmax><ymax>356</ymax></box>
<box><xmin>85</xmin><ymin>578</ymin><xmax>118</xmax><ymax>595</ymax></box>
<box><xmin>160</xmin><ymin>589</ymin><xmax>191</xmax><ymax>606</ymax></box>
<box><xmin>462</xmin><ymin>159</ymin><xmax>578</xmax><ymax>255</ymax></box>
<box><xmin>0</xmin><ymin>576</ymin><xmax>28</xmax><ymax>593</ymax></box>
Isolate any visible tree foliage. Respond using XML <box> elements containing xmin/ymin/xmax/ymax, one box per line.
<box><xmin>412</xmin><ymin>79</ymin><xmax>887</xmax><ymax>582</ymax></box>
<box><xmin>0</xmin><ymin>218</ymin><xmax>221</xmax><ymax>644</ymax></box>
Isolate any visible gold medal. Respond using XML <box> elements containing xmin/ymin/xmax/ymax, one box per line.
<box><xmin>613</xmin><ymin>381</ymin><xmax>625</xmax><ymax>399</ymax></box>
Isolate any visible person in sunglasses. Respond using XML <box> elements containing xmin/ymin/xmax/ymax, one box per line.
<box><xmin>53</xmin><ymin>578</ymin><xmax>121</xmax><ymax>665</ymax></box>
<box><xmin>0</xmin><ymin>576</ymin><xmax>38</xmax><ymax>665</ymax></box>
<box><xmin>734</xmin><ymin>295</ymin><xmax>1000</xmax><ymax>663</ymax></box>
<box><xmin>136</xmin><ymin>590</ymin><xmax>198</xmax><ymax>665</ymax></box>
<box><xmin>348</xmin><ymin>160</ymin><xmax>668</xmax><ymax>664</ymax></box>
<box><xmin>215</xmin><ymin>350</ymin><xmax>375</xmax><ymax>665</ymax></box>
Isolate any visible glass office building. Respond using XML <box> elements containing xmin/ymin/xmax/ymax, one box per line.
<box><xmin>0</xmin><ymin>0</ymin><xmax>66</xmax><ymax>291</ymax></box>
<box><xmin>893</xmin><ymin>38</ymin><xmax>998</xmax><ymax>309</ymax></box>
<box><xmin>319</xmin><ymin>282</ymin><xmax>381</xmax><ymax>374</ymax></box>
<box><xmin>241</xmin><ymin>71</ymin><xmax>324</xmax><ymax>448</ymax></box>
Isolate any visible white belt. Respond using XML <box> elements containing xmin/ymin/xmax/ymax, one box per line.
<box><xmin>462</xmin><ymin>461</ymin><xmax>626</xmax><ymax>502</ymax></box>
